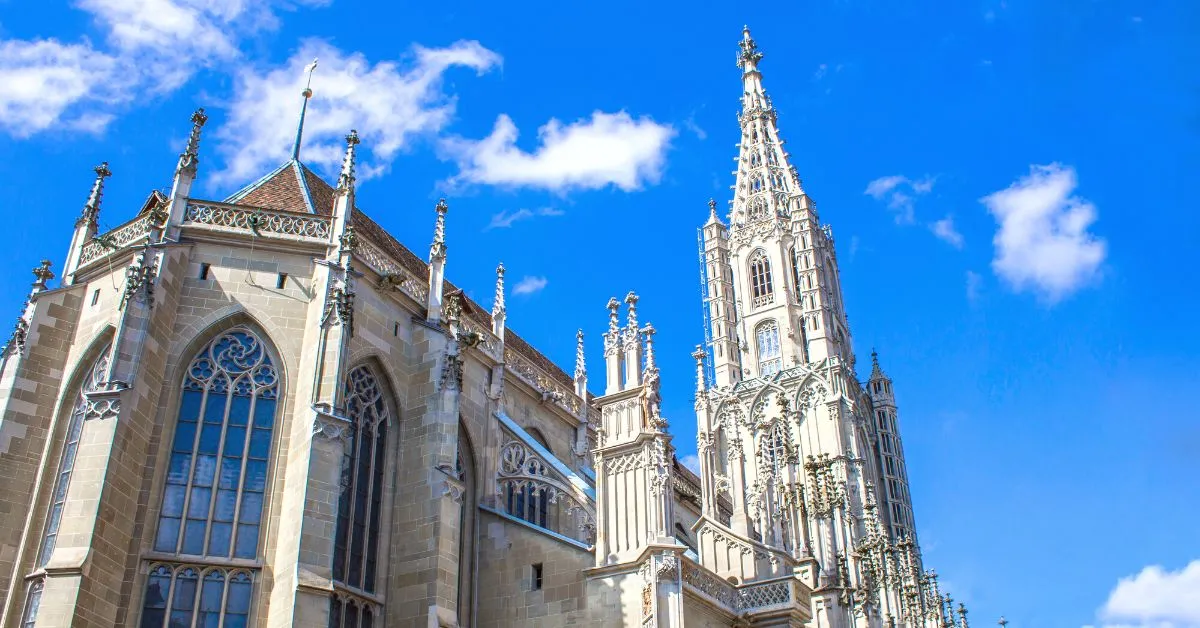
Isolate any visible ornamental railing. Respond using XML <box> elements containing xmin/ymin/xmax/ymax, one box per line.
<box><xmin>680</xmin><ymin>556</ymin><xmax>806</xmax><ymax>615</ymax></box>
<box><xmin>503</xmin><ymin>347</ymin><xmax>583</xmax><ymax>417</ymax></box>
<box><xmin>354</xmin><ymin>237</ymin><xmax>430</xmax><ymax>305</ymax></box>
<box><xmin>183</xmin><ymin>201</ymin><xmax>330</xmax><ymax>242</ymax></box>
<box><xmin>77</xmin><ymin>214</ymin><xmax>156</xmax><ymax>267</ymax></box>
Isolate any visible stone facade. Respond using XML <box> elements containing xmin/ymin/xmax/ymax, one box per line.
<box><xmin>0</xmin><ymin>27</ymin><xmax>969</xmax><ymax>628</ymax></box>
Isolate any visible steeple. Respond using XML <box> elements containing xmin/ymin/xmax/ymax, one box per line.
<box><xmin>870</xmin><ymin>348</ymin><xmax>887</xmax><ymax>381</ymax></box>
<box><xmin>292</xmin><ymin>59</ymin><xmax>319</xmax><ymax>161</ymax></box>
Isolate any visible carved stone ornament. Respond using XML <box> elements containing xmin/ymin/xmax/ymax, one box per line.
<box><xmin>440</xmin><ymin>353</ymin><xmax>463</xmax><ymax>391</ymax></box>
<box><xmin>83</xmin><ymin>389</ymin><xmax>122</xmax><ymax>421</ymax></box>
<box><xmin>442</xmin><ymin>476</ymin><xmax>465</xmax><ymax>503</ymax></box>
<box><xmin>312</xmin><ymin>412</ymin><xmax>353</xmax><ymax>441</ymax></box>
<box><xmin>120</xmin><ymin>242</ymin><xmax>159</xmax><ymax>310</ymax></box>
<box><xmin>655</xmin><ymin>553</ymin><xmax>679</xmax><ymax>580</ymax></box>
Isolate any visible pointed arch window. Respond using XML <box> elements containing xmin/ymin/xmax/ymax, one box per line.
<box><xmin>750</xmin><ymin>176</ymin><xmax>764</xmax><ymax>193</ymax></box>
<box><xmin>39</xmin><ymin>344</ymin><xmax>111</xmax><ymax>565</ymax></box>
<box><xmin>152</xmin><ymin>328</ymin><xmax>277</xmax><ymax>559</ymax></box>
<box><xmin>142</xmin><ymin>327</ymin><xmax>277</xmax><ymax>628</ymax></box>
<box><xmin>749</xmin><ymin>151</ymin><xmax>762</xmax><ymax>167</ymax></box>
<box><xmin>755</xmin><ymin>319</ymin><xmax>782</xmax><ymax>377</ymax></box>
<box><xmin>749</xmin><ymin>250</ymin><xmax>774</xmax><ymax>307</ymax></box>
<box><xmin>330</xmin><ymin>364</ymin><xmax>390</xmax><ymax>626</ymax></box>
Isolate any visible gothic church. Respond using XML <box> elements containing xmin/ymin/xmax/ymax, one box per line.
<box><xmin>0</xmin><ymin>28</ymin><xmax>970</xmax><ymax>628</ymax></box>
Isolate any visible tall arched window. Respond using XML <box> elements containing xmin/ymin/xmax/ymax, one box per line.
<box><xmin>39</xmin><ymin>344</ymin><xmax>110</xmax><ymax>565</ymax></box>
<box><xmin>749</xmin><ymin>251</ymin><xmax>774</xmax><ymax>307</ymax></box>
<box><xmin>755</xmin><ymin>320</ymin><xmax>782</xmax><ymax>377</ymax></box>
<box><xmin>142</xmin><ymin>327</ymin><xmax>278</xmax><ymax>628</ymax></box>
<box><xmin>330</xmin><ymin>364</ymin><xmax>390</xmax><ymax>627</ymax></box>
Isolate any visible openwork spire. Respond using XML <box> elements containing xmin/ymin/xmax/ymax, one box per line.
<box><xmin>429</xmin><ymin>199</ymin><xmax>448</xmax><ymax>260</ymax></box>
<box><xmin>292</xmin><ymin>58</ymin><xmax>318</xmax><ymax>161</ymax></box>
<box><xmin>492</xmin><ymin>262</ymin><xmax>506</xmax><ymax>319</ymax></box>
<box><xmin>176</xmin><ymin>108</ymin><xmax>209</xmax><ymax>174</ymax></box>
<box><xmin>80</xmin><ymin>162</ymin><xmax>112</xmax><ymax>227</ymax></box>
<box><xmin>337</xmin><ymin>129</ymin><xmax>359</xmax><ymax>191</ymax></box>
<box><xmin>574</xmin><ymin>329</ymin><xmax>586</xmax><ymax>380</ymax></box>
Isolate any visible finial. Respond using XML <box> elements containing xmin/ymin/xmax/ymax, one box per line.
<box><xmin>492</xmin><ymin>262</ymin><xmax>506</xmax><ymax>318</ymax></box>
<box><xmin>958</xmin><ymin>604</ymin><xmax>969</xmax><ymax>628</ymax></box>
<box><xmin>292</xmin><ymin>58</ymin><xmax>319</xmax><ymax>161</ymax></box>
<box><xmin>606</xmin><ymin>297</ymin><xmax>620</xmax><ymax>335</ymax></box>
<box><xmin>80</xmin><ymin>162</ymin><xmax>112</xmax><ymax>227</ymax></box>
<box><xmin>574</xmin><ymin>329</ymin><xmax>586</xmax><ymax>380</ymax></box>
<box><xmin>624</xmin><ymin>291</ymin><xmax>639</xmax><ymax>333</ymax></box>
<box><xmin>738</xmin><ymin>25</ymin><xmax>763</xmax><ymax>70</ymax></box>
<box><xmin>31</xmin><ymin>260</ymin><xmax>54</xmax><ymax>292</ymax></box>
<box><xmin>429</xmin><ymin>199</ymin><xmax>449</xmax><ymax>260</ymax></box>
<box><xmin>691</xmin><ymin>344</ymin><xmax>707</xmax><ymax>392</ymax></box>
<box><xmin>337</xmin><ymin>129</ymin><xmax>360</xmax><ymax>191</ymax></box>
<box><xmin>643</xmin><ymin>323</ymin><xmax>657</xmax><ymax>372</ymax></box>
<box><xmin>177</xmin><ymin>108</ymin><xmax>208</xmax><ymax>174</ymax></box>
<box><xmin>997</xmin><ymin>617</ymin><xmax>1008</xmax><ymax>628</ymax></box>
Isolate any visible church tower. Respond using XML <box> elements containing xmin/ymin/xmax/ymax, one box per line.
<box><xmin>693</xmin><ymin>27</ymin><xmax>945</xmax><ymax>628</ymax></box>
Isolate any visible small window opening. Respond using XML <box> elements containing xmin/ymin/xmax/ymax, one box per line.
<box><xmin>198</xmin><ymin>263</ymin><xmax>210</xmax><ymax>280</ymax></box>
<box><xmin>276</xmin><ymin>273</ymin><xmax>287</xmax><ymax>289</ymax></box>
<box><xmin>91</xmin><ymin>289</ymin><xmax>100</xmax><ymax>306</ymax></box>
<box><xmin>393</xmin><ymin>322</ymin><xmax>400</xmax><ymax>337</ymax></box>
<box><xmin>532</xmin><ymin>563</ymin><xmax>544</xmax><ymax>590</ymax></box>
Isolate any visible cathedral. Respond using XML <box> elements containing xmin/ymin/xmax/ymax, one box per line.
<box><xmin>0</xmin><ymin>27</ymin><xmax>971</xmax><ymax>628</ymax></box>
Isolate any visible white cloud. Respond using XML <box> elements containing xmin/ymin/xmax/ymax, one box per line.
<box><xmin>680</xmin><ymin>454</ymin><xmax>701</xmax><ymax>475</ymax></box>
<box><xmin>0</xmin><ymin>39</ymin><xmax>122</xmax><ymax>136</ymax></box>
<box><xmin>512</xmin><ymin>276</ymin><xmax>548</xmax><ymax>296</ymax></box>
<box><xmin>213</xmin><ymin>39</ymin><xmax>501</xmax><ymax>185</ymax></box>
<box><xmin>0</xmin><ymin>0</ymin><xmax>330</xmax><ymax>136</ymax></box>
<box><xmin>865</xmin><ymin>174</ymin><xmax>935</xmax><ymax>223</ymax></box>
<box><xmin>683</xmin><ymin>115</ymin><xmax>707</xmax><ymax>140</ymax></box>
<box><xmin>982</xmin><ymin>164</ymin><xmax>1106</xmax><ymax>302</ymax></box>
<box><xmin>1095</xmin><ymin>560</ymin><xmax>1200</xmax><ymax>628</ymax></box>
<box><xmin>486</xmin><ymin>207</ymin><xmax>562</xmax><ymax>230</ymax></box>
<box><xmin>442</xmin><ymin>111</ymin><xmax>675</xmax><ymax>193</ymax></box>
<box><xmin>931</xmin><ymin>215</ymin><xmax>965</xmax><ymax>248</ymax></box>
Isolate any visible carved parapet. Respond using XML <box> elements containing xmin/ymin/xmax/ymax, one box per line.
<box><xmin>82</xmin><ymin>388</ymin><xmax>123</xmax><ymax>421</ymax></box>
<box><xmin>503</xmin><ymin>346</ymin><xmax>582</xmax><ymax>416</ymax></box>
<box><xmin>182</xmin><ymin>201</ymin><xmax>331</xmax><ymax>242</ymax></box>
<box><xmin>356</xmin><ymin>237</ymin><xmax>429</xmax><ymax>304</ymax></box>
<box><xmin>77</xmin><ymin>214</ymin><xmax>156</xmax><ymax>269</ymax></box>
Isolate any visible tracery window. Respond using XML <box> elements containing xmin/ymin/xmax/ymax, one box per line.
<box><xmin>142</xmin><ymin>327</ymin><xmax>277</xmax><ymax>628</ymax></box>
<box><xmin>749</xmin><ymin>151</ymin><xmax>762</xmax><ymax>167</ymax></box>
<box><xmin>330</xmin><ymin>364</ymin><xmax>390</xmax><ymax>628</ymax></box>
<box><xmin>750</xmin><ymin>176</ymin><xmax>763</xmax><ymax>193</ymax></box>
<box><xmin>749</xmin><ymin>251</ymin><xmax>774</xmax><ymax>307</ymax></box>
<box><xmin>39</xmin><ymin>344</ymin><xmax>110</xmax><ymax>565</ymax></box>
<box><xmin>140</xmin><ymin>565</ymin><xmax>252</xmax><ymax>628</ymax></box>
<box><xmin>755</xmin><ymin>320</ymin><xmax>782</xmax><ymax>377</ymax></box>
<box><xmin>747</xmin><ymin>196</ymin><xmax>769</xmax><ymax>222</ymax></box>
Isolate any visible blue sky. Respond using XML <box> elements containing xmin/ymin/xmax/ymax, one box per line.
<box><xmin>2</xmin><ymin>0</ymin><xmax>1199</xmax><ymax>625</ymax></box>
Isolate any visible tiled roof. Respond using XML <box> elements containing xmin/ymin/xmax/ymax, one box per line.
<box><xmin>220</xmin><ymin>160</ymin><xmax>581</xmax><ymax>397</ymax></box>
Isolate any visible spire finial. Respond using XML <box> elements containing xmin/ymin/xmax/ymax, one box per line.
<box><xmin>337</xmin><ymin>129</ymin><xmax>360</xmax><ymax>191</ymax></box>
<box><xmin>691</xmin><ymin>344</ymin><xmax>706</xmax><ymax>393</ymax></box>
<box><xmin>997</xmin><ymin>617</ymin><xmax>1008</xmax><ymax>628</ymax></box>
<box><xmin>958</xmin><ymin>604</ymin><xmax>969</xmax><ymax>628</ymax></box>
<box><xmin>32</xmin><ymin>260</ymin><xmax>54</xmax><ymax>292</ymax></box>
<box><xmin>869</xmin><ymin>347</ymin><xmax>886</xmax><ymax>381</ymax></box>
<box><xmin>80</xmin><ymin>162</ymin><xmax>112</xmax><ymax>227</ymax></box>
<box><xmin>291</xmin><ymin>58</ymin><xmax>319</xmax><ymax>161</ymax></box>
<box><xmin>575</xmin><ymin>329</ymin><xmax>586</xmax><ymax>380</ymax></box>
<box><xmin>430</xmin><ymin>199</ymin><xmax>449</xmax><ymax>260</ymax></box>
<box><xmin>177</xmin><ymin>108</ymin><xmax>208</xmax><ymax>174</ymax></box>
<box><xmin>492</xmin><ymin>262</ymin><xmax>506</xmax><ymax>318</ymax></box>
<box><xmin>738</xmin><ymin>25</ymin><xmax>763</xmax><ymax>71</ymax></box>
<box><xmin>643</xmin><ymin>323</ymin><xmax>657</xmax><ymax>372</ymax></box>
<box><xmin>606</xmin><ymin>297</ymin><xmax>620</xmax><ymax>335</ymax></box>
<box><xmin>624</xmin><ymin>291</ymin><xmax>639</xmax><ymax>333</ymax></box>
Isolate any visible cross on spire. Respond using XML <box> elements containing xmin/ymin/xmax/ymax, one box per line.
<box><xmin>292</xmin><ymin>58</ymin><xmax>319</xmax><ymax>161</ymax></box>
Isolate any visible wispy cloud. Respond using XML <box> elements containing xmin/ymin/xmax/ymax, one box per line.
<box><xmin>512</xmin><ymin>276</ymin><xmax>548</xmax><ymax>296</ymax></box>
<box><xmin>683</xmin><ymin>114</ymin><xmax>707</xmax><ymax>140</ymax></box>
<box><xmin>441</xmin><ymin>111</ymin><xmax>675</xmax><ymax>193</ymax></box>
<box><xmin>1093</xmin><ymin>560</ymin><xmax>1200</xmax><ymax>628</ymax></box>
<box><xmin>930</xmin><ymin>215</ymin><xmax>965</xmax><ymax>248</ymax></box>
<box><xmin>486</xmin><ymin>207</ymin><xmax>563</xmax><ymax>230</ymax></box>
<box><xmin>0</xmin><ymin>0</ymin><xmax>328</xmax><ymax>137</ymax></box>
<box><xmin>214</xmin><ymin>39</ymin><xmax>501</xmax><ymax>186</ymax></box>
<box><xmin>864</xmin><ymin>174</ymin><xmax>936</xmax><ymax>223</ymax></box>
<box><xmin>966</xmin><ymin>271</ymin><xmax>982</xmax><ymax>302</ymax></box>
<box><xmin>982</xmin><ymin>164</ymin><xmax>1106</xmax><ymax>303</ymax></box>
